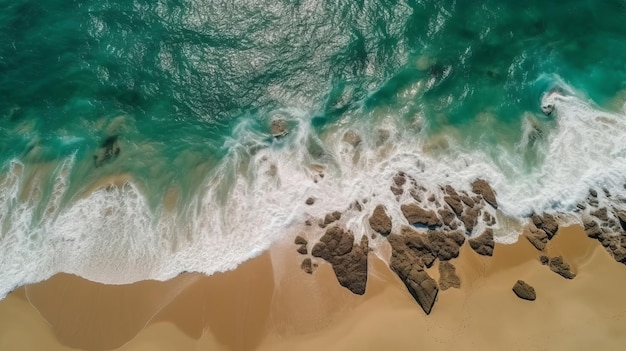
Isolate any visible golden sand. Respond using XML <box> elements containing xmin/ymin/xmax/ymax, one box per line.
<box><xmin>1</xmin><ymin>225</ymin><xmax>626</xmax><ymax>351</ymax></box>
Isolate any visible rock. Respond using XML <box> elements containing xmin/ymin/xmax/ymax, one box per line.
<box><xmin>94</xmin><ymin>136</ymin><xmax>121</xmax><ymax>167</ymax></box>
<box><xmin>401</xmin><ymin>204</ymin><xmax>442</xmax><ymax>227</ymax></box>
<box><xmin>369</xmin><ymin>205</ymin><xmax>393</xmax><ymax>236</ymax></box>
<box><xmin>512</xmin><ymin>280</ymin><xmax>536</xmax><ymax>301</ymax></box>
<box><xmin>583</xmin><ymin>218</ymin><xmax>602</xmax><ymax>239</ymax></box>
<box><xmin>301</xmin><ymin>258</ymin><xmax>313</xmax><ymax>274</ymax></box>
<box><xmin>270</xmin><ymin>119</ymin><xmax>288</xmax><ymax>137</ymax></box>
<box><xmin>438</xmin><ymin>208</ymin><xmax>456</xmax><ymax>229</ymax></box>
<box><xmin>591</xmin><ymin>207</ymin><xmax>609</xmax><ymax>222</ymax></box>
<box><xmin>531</xmin><ymin>213</ymin><xmax>559</xmax><ymax>239</ymax></box>
<box><xmin>425</xmin><ymin>230</ymin><xmax>465</xmax><ymax>261</ymax></box>
<box><xmin>589</xmin><ymin>189</ymin><xmax>598</xmax><ymax>198</ymax></box>
<box><xmin>444</xmin><ymin>195</ymin><xmax>464</xmax><ymax>217</ymax></box>
<box><xmin>526</xmin><ymin>227</ymin><xmax>548</xmax><ymax>251</ymax></box>
<box><xmin>391</xmin><ymin>186</ymin><xmax>404</xmax><ymax>196</ymax></box>
<box><xmin>460</xmin><ymin>194</ymin><xmax>475</xmax><ymax>208</ymax></box>
<box><xmin>305</xmin><ymin>197</ymin><xmax>315</xmax><ymax>205</ymax></box>
<box><xmin>461</xmin><ymin>207</ymin><xmax>480</xmax><ymax>233</ymax></box>
<box><xmin>311</xmin><ymin>227</ymin><xmax>369</xmax><ymax>294</ymax></box>
<box><xmin>304</xmin><ymin>220</ymin><xmax>312</xmax><ymax>226</ymax></box>
<box><xmin>393</xmin><ymin>173</ymin><xmax>407</xmax><ymax>187</ymax></box>
<box><xmin>540</xmin><ymin>255</ymin><xmax>549</xmax><ymax>265</ymax></box>
<box><xmin>294</xmin><ymin>235</ymin><xmax>308</xmax><ymax>246</ymax></box>
<box><xmin>468</xmin><ymin>228</ymin><xmax>495</xmax><ymax>256</ymax></box>
<box><xmin>471</xmin><ymin>179</ymin><xmax>498</xmax><ymax>209</ymax></box>
<box><xmin>342</xmin><ymin>130</ymin><xmax>362</xmax><ymax>147</ymax></box>
<box><xmin>548</xmin><ymin>256</ymin><xmax>576</xmax><ymax>279</ymax></box>
<box><xmin>438</xmin><ymin>261</ymin><xmax>461</xmax><ymax>290</ymax></box>
<box><xmin>400</xmin><ymin>228</ymin><xmax>436</xmax><ymax>267</ymax></box>
<box><xmin>297</xmin><ymin>244</ymin><xmax>308</xmax><ymax>255</ymax></box>
<box><xmin>428</xmin><ymin>194</ymin><xmax>436</xmax><ymax>202</ymax></box>
<box><xmin>444</xmin><ymin>185</ymin><xmax>458</xmax><ymax>196</ymax></box>
<box><xmin>482</xmin><ymin>211</ymin><xmax>496</xmax><ymax>226</ymax></box>
<box><xmin>322</xmin><ymin>211</ymin><xmax>342</xmax><ymax>226</ymax></box>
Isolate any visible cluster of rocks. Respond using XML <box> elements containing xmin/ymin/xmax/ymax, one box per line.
<box><xmin>579</xmin><ymin>189</ymin><xmax>626</xmax><ymax>265</ymax></box>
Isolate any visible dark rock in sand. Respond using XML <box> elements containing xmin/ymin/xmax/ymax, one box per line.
<box><xmin>471</xmin><ymin>179</ymin><xmax>498</xmax><ymax>209</ymax></box>
<box><xmin>512</xmin><ymin>280</ymin><xmax>536</xmax><ymax>301</ymax></box>
<box><xmin>94</xmin><ymin>136</ymin><xmax>121</xmax><ymax>167</ymax></box>
<box><xmin>468</xmin><ymin>228</ymin><xmax>495</xmax><ymax>256</ymax></box>
<box><xmin>401</xmin><ymin>204</ymin><xmax>442</xmax><ymax>227</ymax></box>
<box><xmin>444</xmin><ymin>195</ymin><xmax>464</xmax><ymax>217</ymax></box>
<box><xmin>305</xmin><ymin>197</ymin><xmax>315</xmax><ymax>205</ymax></box>
<box><xmin>301</xmin><ymin>258</ymin><xmax>313</xmax><ymax>274</ymax></box>
<box><xmin>531</xmin><ymin>213</ymin><xmax>559</xmax><ymax>239</ymax></box>
<box><xmin>295</xmin><ymin>235</ymin><xmax>308</xmax><ymax>246</ymax></box>
<box><xmin>438</xmin><ymin>261</ymin><xmax>461</xmax><ymax>290</ymax></box>
<box><xmin>297</xmin><ymin>244</ymin><xmax>308</xmax><ymax>255</ymax></box>
<box><xmin>311</xmin><ymin>227</ymin><xmax>369</xmax><ymax>294</ymax></box>
<box><xmin>526</xmin><ymin>227</ymin><xmax>549</xmax><ymax>251</ymax></box>
<box><xmin>540</xmin><ymin>255</ymin><xmax>549</xmax><ymax>265</ymax></box>
<box><xmin>369</xmin><ymin>204</ymin><xmax>393</xmax><ymax>236</ymax></box>
<box><xmin>591</xmin><ymin>207</ymin><xmax>609</xmax><ymax>222</ymax></box>
<box><xmin>461</xmin><ymin>207</ymin><xmax>480</xmax><ymax>233</ymax></box>
<box><xmin>549</xmin><ymin>256</ymin><xmax>576</xmax><ymax>279</ymax></box>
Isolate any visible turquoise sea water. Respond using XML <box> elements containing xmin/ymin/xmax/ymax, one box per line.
<box><xmin>2</xmin><ymin>0</ymin><xmax>626</xmax><ymax>296</ymax></box>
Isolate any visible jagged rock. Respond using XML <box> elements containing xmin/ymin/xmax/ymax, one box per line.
<box><xmin>311</xmin><ymin>227</ymin><xmax>368</xmax><ymax>294</ymax></box>
<box><xmin>526</xmin><ymin>227</ymin><xmax>549</xmax><ymax>251</ymax></box>
<box><xmin>409</xmin><ymin>188</ymin><xmax>422</xmax><ymax>202</ymax></box>
<box><xmin>591</xmin><ymin>207</ymin><xmax>609</xmax><ymax>222</ymax></box>
<box><xmin>482</xmin><ymin>211</ymin><xmax>496</xmax><ymax>226</ymax></box>
<box><xmin>531</xmin><ymin>213</ymin><xmax>559</xmax><ymax>239</ymax></box>
<box><xmin>369</xmin><ymin>205</ymin><xmax>393</xmax><ymax>236</ymax></box>
<box><xmin>401</xmin><ymin>204</ymin><xmax>442</xmax><ymax>227</ymax></box>
<box><xmin>460</xmin><ymin>194</ymin><xmax>475</xmax><ymax>208</ymax></box>
<box><xmin>297</xmin><ymin>244</ymin><xmax>308</xmax><ymax>255</ymax></box>
<box><xmin>471</xmin><ymin>179</ymin><xmax>498</xmax><ymax>209</ymax></box>
<box><xmin>540</xmin><ymin>255</ymin><xmax>549</xmax><ymax>265</ymax></box>
<box><xmin>444</xmin><ymin>195</ymin><xmax>464</xmax><ymax>217</ymax></box>
<box><xmin>512</xmin><ymin>280</ymin><xmax>536</xmax><ymax>301</ymax></box>
<box><xmin>342</xmin><ymin>130</ymin><xmax>362</xmax><ymax>147</ymax></box>
<box><xmin>444</xmin><ymin>185</ymin><xmax>458</xmax><ymax>196</ymax></box>
<box><xmin>391</xmin><ymin>186</ymin><xmax>404</xmax><ymax>196</ymax></box>
<box><xmin>548</xmin><ymin>256</ymin><xmax>576</xmax><ymax>279</ymax></box>
<box><xmin>322</xmin><ymin>211</ymin><xmax>342</xmax><ymax>226</ymax></box>
<box><xmin>426</xmin><ymin>230</ymin><xmax>465</xmax><ymax>261</ymax></box>
<box><xmin>393</xmin><ymin>173</ymin><xmax>407</xmax><ymax>187</ymax></box>
<box><xmin>301</xmin><ymin>258</ymin><xmax>313</xmax><ymax>274</ymax></box>
<box><xmin>305</xmin><ymin>197</ymin><xmax>315</xmax><ymax>205</ymax></box>
<box><xmin>438</xmin><ymin>208</ymin><xmax>457</xmax><ymax>229</ymax></box>
<box><xmin>400</xmin><ymin>228</ymin><xmax>436</xmax><ymax>267</ymax></box>
<box><xmin>304</xmin><ymin>220</ymin><xmax>312</xmax><ymax>226</ymax></box>
<box><xmin>94</xmin><ymin>136</ymin><xmax>121</xmax><ymax>167</ymax></box>
<box><xmin>468</xmin><ymin>228</ymin><xmax>495</xmax><ymax>256</ymax></box>
<box><xmin>270</xmin><ymin>119</ymin><xmax>288</xmax><ymax>137</ymax></box>
<box><xmin>461</xmin><ymin>207</ymin><xmax>480</xmax><ymax>233</ymax></box>
<box><xmin>583</xmin><ymin>218</ymin><xmax>602</xmax><ymax>238</ymax></box>
<box><xmin>295</xmin><ymin>235</ymin><xmax>308</xmax><ymax>246</ymax></box>
<box><xmin>438</xmin><ymin>261</ymin><xmax>461</xmax><ymax>290</ymax></box>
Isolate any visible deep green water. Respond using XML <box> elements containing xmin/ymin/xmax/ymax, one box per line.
<box><xmin>2</xmin><ymin>0</ymin><xmax>626</xmax><ymax>294</ymax></box>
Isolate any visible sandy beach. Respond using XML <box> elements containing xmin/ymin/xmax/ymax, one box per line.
<box><xmin>1</xmin><ymin>225</ymin><xmax>626</xmax><ymax>351</ymax></box>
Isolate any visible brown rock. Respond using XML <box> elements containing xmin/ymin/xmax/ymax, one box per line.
<box><xmin>471</xmin><ymin>179</ymin><xmax>498</xmax><ymax>209</ymax></box>
<box><xmin>304</xmin><ymin>220</ymin><xmax>312</xmax><ymax>226</ymax></box>
<box><xmin>438</xmin><ymin>208</ymin><xmax>456</xmax><ymax>229</ymax></box>
<box><xmin>468</xmin><ymin>228</ymin><xmax>495</xmax><ymax>256</ymax></box>
<box><xmin>540</xmin><ymin>255</ymin><xmax>549</xmax><ymax>265</ymax></box>
<box><xmin>270</xmin><ymin>119</ymin><xmax>288</xmax><ymax>137</ymax></box>
<box><xmin>591</xmin><ymin>207</ymin><xmax>609</xmax><ymax>222</ymax></box>
<box><xmin>438</xmin><ymin>261</ymin><xmax>461</xmax><ymax>290</ymax></box>
<box><xmin>323</xmin><ymin>211</ymin><xmax>342</xmax><ymax>226</ymax></box>
<box><xmin>444</xmin><ymin>185</ymin><xmax>458</xmax><ymax>196</ymax></box>
<box><xmin>583</xmin><ymin>218</ymin><xmax>602</xmax><ymax>238</ymax></box>
<box><xmin>391</xmin><ymin>186</ymin><xmax>404</xmax><ymax>196</ymax></box>
<box><xmin>548</xmin><ymin>256</ymin><xmax>576</xmax><ymax>279</ymax></box>
<box><xmin>617</xmin><ymin>211</ymin><xmax>626</xmax><ymax>231</ymax></box>
<box><xmin>460</xmin><ymin>194</ymin><xmax>475</xmax><ymax>208</ymax></box>
<box><xmin>369</xmin><ymin>204</ymin><xmax>392</xmax><ymax>236</ymax></box>
<box><xmin>531</xmin><ymin>213</ymin><xmax>559</xmax><ymax>239</ymax></box>
<box><xmin>297</xmin><ymin>244</ymin><xmax>308</xmax><ymax>255</ymax></box>
<box><xmin>401</xmin><ymin>204</ymin><xmax>442</xmax><ymax>227</ymax></box>
<box><xmin>461</xmin><ymin>207</ymin><xmax>480</xmax><ymax>233</ymax></box>
<box><xmin>444</xmin><ymin>195</ymin><xmax>464</xmax><ymax>216</ymax></box>
<box><xmin>393</xmin><ymin>173</ymin><xmax>407</xmax><ymax>187</ymax></box>
<box><xmin>426</xmin><ymin>230</ymin><xmax>465</xmax><ymax>261</ymax></box>
<box><xmin>301</xmin><ymin>258</ymin><xmax>313</xmax><ymax>274</ymax></box>
<box><xmin>526</xmin><ymin>227</ymin><xmax>548</xmax><ymax>251</ymax></box>
<box><xmin>342</xmin><ymin>130</ymin><xmax>362</xmax><ymax>147</ymax></box>
<box><xmin>305</xmin><ymin>197</ymin><xmax>315</xmax><ymax>205</ymax></box>
<box><xmin>294</xmin><ymin>235</ymin><xmax>308</xmax><ymax>246</ymax></box>
<box><xmin>512</xmin><ymin>280</ymin><xmax>536</xmax><ymax>301</ymax></box>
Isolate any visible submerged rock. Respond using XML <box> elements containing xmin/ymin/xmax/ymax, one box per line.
<box><xmin>468</xmin><ymin>228</ymin><xmax>495</xmax><ymax>256</ymax></box>
<box><xmin>438</xmin><ymin>261</ymin><xmax>461</xmax><ymax>290</ymax></box>
<box><xmin>270</xmin><ymin>118</ymin><xmax>288</xmax><ymax>137</ymax></box>
<box><xmin>512</xmin><ymin>280</ymin><xmax>536</xmax><ymax>301</ymax></box>
<box><xmin>94</xmin><ymin>135</ymin><xmax>121</xmax><ymax>167</ymax></box>
<box><xmin>369</xmin><ymin>204</ymin><xmax>392</xmax><ymax>236</ymax></box>
<box><xmin>305</xmin><ymin>197</ymin><xmax>315</xmax><ymax>205</ymax></box>
<box><xmin>342</xmin><ymin>130</ymin><xmax>362</xmax><ymax>147</ymax></box>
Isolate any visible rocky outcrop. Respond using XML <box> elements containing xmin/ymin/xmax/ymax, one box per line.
<box><xmin>444</xmin><ymin>195</ymin><xmax>464</xmax><ymax>217</ymax></box>
<box><xmin>94</xmin><ymin>136</ymin><xmax>121</xmax><ymax>167</ymax></box>
<box><xmin>468</xmin><ymin>228</ymin><xmax>495</xmax><ymax>256</ymax></box>
<box><xmin>301</xmin><ymin>258</ymin><xmax>313</xmax><ymax>274</ymax></box>
<box><xmin>438</xmin><ymin>208</ymin><xmax>457</xmax><ymax>229</ymax></box>
<box><xmin>369</xmin><ymin>205</ymin><xmax>392</xmax><ymax>236</ymax></box>
<box><xmin>512</xmin><ymin>280</ymin><xmax>536</xmax><ymax>301</ymax></box>
<box><xmin>270</xmin><ymin>119</ymin><xmax>288</xmax><ymax>137</ymax></box>
<box><xmin>401</xmin><ymin>204</ymin><xmax>442</xmax><ymax>227</ymax></box>
<box><xmin>548</xmin><ymin>256</ymin><xmax>576</xmax><ymax>279</ymax></box>
<box><xmin>531</xmin><ymin>213</ymin><xmax>559</xmax><ymax>239</ymax></box>
<box><xmin>526</xmin><ymin>227</ymin><xmax>549</xmax><ymax>251</ymax></box>
<box><xmin>438</xmin><ymin>261</ymin><xmax>461</xmax><ymax>290</ymax></box>
<box><xmin>321</xmin><ymin>211</ymin><xmax>342</xmax><ymax>227</ymax></box>
<box><xmin>461</xmin><ymin>207</ymin><xmax>480</xmax><ymax>233</ymax></box>
<box><xmin>311</xmin><ymin>226</ymin><xmax>368</xmax><ymax>294</ymax></box>
<box><xmin>471</xmin><ymin>179</ymin><xmax>498</xmax><ymax>209</ymax></box>
<box><xmin>591</xmin><ymin>207</ymin><xmax>609</xmax><ymax>222</ymax></box>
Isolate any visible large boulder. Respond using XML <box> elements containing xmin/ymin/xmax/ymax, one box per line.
<box><xmin>369</xmin><ymin>205</ymin><xmax>392</xmax><ymax>236</ymax></box>
<box><xmin>471</xmin><ymin>179</ymin><xmax>498</xmax><ymax>209</ymax></box>
<box><xmin>401</xmin><ymin>204</ymin><xmax>442</xmax><ymax>227</ymax></box>
<box><xmin>438</xmin><ymin>261</ymin><xmax>461</xmax><ymax>290</ymax></box>
<box><xmin>548</xmin><ymin>256</ymin><xmax>576</xmax><ymax>279</ymax></box>
<box><xmin>531</xmin><ymin>213</ymin><xmax>559</xmax><ymax>239</ymax></box>
<box><xmin>526</xmin><ymin>227</ymin><xmax>548</xmax><ymax>251</ymax></box>
<box><xmin>468</xmin><ymin>228</ymin><xmax>495</xmax><ymax>256</ymax></box>
<box><xmin>512</xmin><ymin>280</ymin><xmax>536</xmax><ymax>301</ymax></box>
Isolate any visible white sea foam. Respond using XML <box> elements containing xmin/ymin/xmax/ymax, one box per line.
<box><xmin>2</xmin><ymin>83</ymin><xmax>626</xmax><ymax>298</ymax></box>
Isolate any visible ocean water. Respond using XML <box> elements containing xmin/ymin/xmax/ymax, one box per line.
<box><xmin>2</xmin><ymin>0</ymin><xmax>626</xmax><ymax>297</ymax></box>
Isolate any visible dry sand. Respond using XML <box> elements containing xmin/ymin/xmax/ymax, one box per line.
<box><xmin>1</xmin><ymin>225</ymin><xmax>626</xmax><ymax>351</ymax></box>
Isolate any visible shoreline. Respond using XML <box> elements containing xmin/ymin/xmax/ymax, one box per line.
<box><xmin>1</xmin><ymin>224</ymin><xmax>626</xmax><ymax>350</ymax></box>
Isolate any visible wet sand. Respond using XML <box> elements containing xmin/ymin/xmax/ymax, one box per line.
<box><xmin>1</xmin><ymin>225</ymin><xmax>626</xmax><ymax>350</ymax></box>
